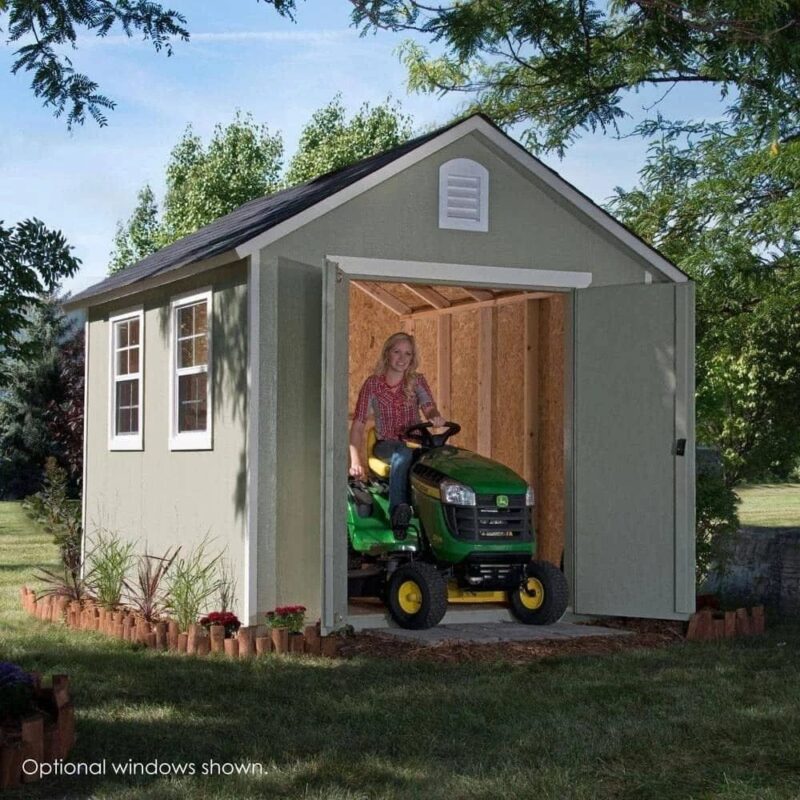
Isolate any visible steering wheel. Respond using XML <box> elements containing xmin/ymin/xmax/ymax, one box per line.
<box><xmin>403</xmin><ymin>421</ymin><xmax>461</xmax><ymax>449</ymax></box>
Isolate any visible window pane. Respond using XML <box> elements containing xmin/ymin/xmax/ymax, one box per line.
<box><xmin>129</xmin><ymin>347</ymin><xmax>139</xmax><ymax>374</ymax></box>
<box><xmin>194</xmin><ymin>302</ymin><xmax>208</xmax><ymax>334</ymax></box>
<box><xmin>116</xmin><ymin>379</ymin><xmax>139</xmax><ymax>435</ymax></box>
<box><xmin>178</xmin><ymin>373</ymin><xmax>207</xmax><ymax>432</ymax></box>
<box><xmin>179</xmin><ymin>339</ymin><xmax>194</xmax><ymax>369</ymax></box>
<box><xmin>129</xmin><ymin>319</ymin><xmax>140</xmax><ymax>346</ymax></box>
<box><xmin>117</xmin><ymin>349</ymin><xmax>129</xmax><ymax>376</ymax></box>
<box><xmin>117</xmin><ymin>321</ymin><xmax>128</xmax><ymax>349</ymax></box>
<box><xmin>195</xmin><ymin>334</ymin><xmax>208</xmax><ymax>366</ymax></box>
<box><xmin>179</xmin><ymin>306</ymin><xmax>195</xmax><ymax>337</ymax></box>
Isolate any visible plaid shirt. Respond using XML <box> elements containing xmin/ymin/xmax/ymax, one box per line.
<box><xmin>353</xmin><ymin>373</ymin><xmax>436</xmax><ymax>441</ymax></box>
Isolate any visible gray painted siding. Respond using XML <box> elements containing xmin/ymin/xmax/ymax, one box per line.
<box><xmin>85</xmin><ymin>262</ymin><xmax>248</xmax><ymax>616</ymax></box>
<box><xmin>262</xmin><ymin>132</ymin><xmax>658</xmax><ymax>286</ymax></box>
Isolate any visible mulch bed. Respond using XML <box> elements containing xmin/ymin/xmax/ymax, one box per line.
<box><xmin>335</xmin><ymin>618</ymin><xmax>687</xmax><ymax>664</ymax></box>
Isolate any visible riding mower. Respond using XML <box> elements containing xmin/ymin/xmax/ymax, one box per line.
<box><xmin>347</xmin><ymin>421</ymin><xmax>569</xmax><ymax>629</ymax></box>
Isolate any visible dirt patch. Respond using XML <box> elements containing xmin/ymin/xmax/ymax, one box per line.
<box><xmin>336</xmin><ymin>618</ymin><xmax>686</xmax><ymax>663</ymax></box>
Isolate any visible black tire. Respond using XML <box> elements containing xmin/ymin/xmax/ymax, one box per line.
<box><xmin>509</xmin><ymin>560</ymin><xmax>569</xmax><ymax>625</ymax></box>
<box><xmin>386</xmin><ymin>561</ymin><xmax>448</xmax><ymax>630</ymax></box>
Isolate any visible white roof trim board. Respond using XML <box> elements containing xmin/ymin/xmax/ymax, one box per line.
<box><xmin>66</xmin><ymin>114</ymin><xmax>687</xmax><ymax>310</ymax></box>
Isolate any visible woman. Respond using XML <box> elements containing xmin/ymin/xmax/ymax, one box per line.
<box><xmin>349</xmin><ymin>332</ymin><xmax>445</xmax><ymax>533</ymax></box>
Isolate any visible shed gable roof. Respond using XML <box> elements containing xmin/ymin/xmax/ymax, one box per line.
<box><xmin>68</xmin><ymin>114</ymin><xmax>686</xmax><ymax>308</ymax></box>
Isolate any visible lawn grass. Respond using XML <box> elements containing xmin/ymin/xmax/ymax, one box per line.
<box><xmin>3</xmin><ymin>500</ymin><xmax>800</xmax><ymax>799</ymax></box>
<box><xmin>735</xmin><ymin>483</ymin><xmax>800</xmax><ymax>527</ymax></box>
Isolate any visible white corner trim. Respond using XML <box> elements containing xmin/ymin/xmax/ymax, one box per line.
<box><xmin>168</xmin><ymin>287</ymin><xmax>213</xmax><ymax>451</ymax></box>
<box><xmin>327</xmin><ymin>256</ymin><xmax>592</xmax><ymax>290</ymax></box>
<box><xmin>107</xmin><ymin>306</ymin><xmax>144</xmax><ymax>451</ymax></box>
<box><xmin>244</xmin><ymin>257</ymin><xmax>260</xmax><ymax>624</ymax></box>
<box><xmin>80</xmin><ymin>319</ymin><xmax>90</xmax><ymax>576</ymax></box>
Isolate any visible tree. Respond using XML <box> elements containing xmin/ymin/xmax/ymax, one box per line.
<box><xmin>109</xmin><ymin>185</ymin><xmax>162</xmax><ymax>275</ymax></box>
<box><xmin>2</xmin><ymin>0</ymin><xmax>299</xmax><ymax>128</ymax></box>
<box><xmin>610</xmin><ymin>124</ymin><xmax>800</xmax><ymax>483</ymax></box>
<box><xmin>0</xmin><ymin>298</ymin><xmax>77</xmax><ymax>499</ymax></box>
<box><xmin>351</xmin><ymin>0</ymin><xmax>800</xmax><ymax>155</ymax></box>
<box><xmin>0</xmin><ymin>219</ymin><xmax>80</xmax><ymax>368</ymax></box>
<box><xmin>110</xmin><ymin>99</ymin><xmax>413</xmax><ymax>272</ymax></box>
<box><xmin>162</xmin><ymin>113</ymin><xmax>284</xmax><ymax>241</ymax></box>
<box><xmin>285</xmin><ymin>95</ymin><xmax>413</xmax><ymax>185</ymax></box>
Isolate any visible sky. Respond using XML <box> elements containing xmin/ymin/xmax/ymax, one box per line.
<box><xmin>1</xmin><ymin>0</ymin><xmax>724</xmax><ymax>296</ymax></box>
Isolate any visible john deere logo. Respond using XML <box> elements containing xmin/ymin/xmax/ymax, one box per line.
<box><xmin>496</xmin><ymin>495</ymin><xmax>509</xmax><ymax>508</ymax></box>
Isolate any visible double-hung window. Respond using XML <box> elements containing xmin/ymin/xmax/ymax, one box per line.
<box><xmin>170</xmin><ymin>289</ymin><xmax>212</xmax><ymax>450</ymax></box>
<box><xmin>109</xmin><ymin>308</ymin><xmax>144</xmax><ymax>450</ymax></box>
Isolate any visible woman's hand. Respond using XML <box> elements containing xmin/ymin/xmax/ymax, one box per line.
<box><xmin>349</xmin><ymin>461</ymin><xmax>366</xmax><ymax>480</ymax></box>
<box><xmin>430</xmin><ymin>414</ymin><xmax>446</xmax><ymax>428</ymax></box>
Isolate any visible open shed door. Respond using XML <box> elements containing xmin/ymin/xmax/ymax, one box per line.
<box><xmin>320</xmin><ymin>260</ymin><xmax>351</xmax><ymax>632</ymax></box>
<box><xmin>572</xmin><ymin>282</ymin><xmax>695</xmax><ymax>619</ymax></box>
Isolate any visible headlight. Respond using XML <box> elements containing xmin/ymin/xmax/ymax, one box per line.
<box><xmin>440</xmin><ymin>479</ymin><xmax>476</xmax><ymax>506</ymax></box>
<box><xmin>525</xmin><ymin>486</ymin><xmax>535</xmax><ymax>506</ymax></box>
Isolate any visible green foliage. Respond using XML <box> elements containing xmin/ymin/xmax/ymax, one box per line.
<box><xmin>3</xmin><ymin>1</ymin><xmax>303</xmax><ymax>129</ymax></box>
<box><xmin>0</xmin><ymin>219</ymin><xmax>80</xmax><ymax>363</ymax></box>
<box><xmin>110</xmin><ymin>99</ymin><xmax>413</xmax><ymax>274</ymax></box>
<box><xmin>352</xmin><ymin>0</ymin><xmax>800</xmax><ymax>155</ymax></box>
<box><xmin>165</xmin><ymin>537</ymin><xmax>223</xmax><ymax>631</ymax></box>
<box><xmin>87</xmin><ymin>529</ymin><xmax>137</xmax><ymax>609</ymax></box>
<box><xmin>0</xmin><ymin>299</ymin><xmax>76</xmax><ymax>498</ymax></box>
<box><xmin>109</xmin><ymin>186</ymin><xmax>163</xmax><ymax>275</ymax></box>
<box><xmin>124</xmin><ymin>547</ymin><xmax>180</xmax><ymax>623</ymax></box>
<box><xmin>695</xmin><ymin>455</ymin><xmax>740</xmax><ymax>584</ymax></box>
<box><xmin>162</xmin><ymin>113</ymin><xmax>284</xmax><ymax>241</ymax></box>
<box><xmin>216</xmin><ymin>558</ymin><xmax>238</xmax><ymax>614</ymax></box>
<box><xmin>285</xmin><ymin>95</ymin><xmax>413</xmax><ymax>185</ymax></box>
<box><xmin>610</xmin><ymin>125</ymin><xmax>800</xmax><ymax>483</ymax></box>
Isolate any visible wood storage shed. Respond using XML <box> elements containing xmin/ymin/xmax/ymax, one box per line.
<box><xmin>66</xmin><ymin>113</ymin><xmax>695</xmax><ymax>631</ymax></box>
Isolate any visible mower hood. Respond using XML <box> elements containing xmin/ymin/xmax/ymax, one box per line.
<box><xmin>416</xmin><ymin>446</ymin><xmax>529</xmax><ymax>495</ymax></box>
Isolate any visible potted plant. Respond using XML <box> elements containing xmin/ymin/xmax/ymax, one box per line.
<box><xmin>265</xmin><ymin>605</ymin><xmax>306</xmax><ymax>654</ymax></box>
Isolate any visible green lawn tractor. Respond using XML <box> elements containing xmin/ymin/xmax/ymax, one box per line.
<box><xmin>347</xmin><ymin>422</ymin><xmax>569</xmax><ymax>629</ymax></box>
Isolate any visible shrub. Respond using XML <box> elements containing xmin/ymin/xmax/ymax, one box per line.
<box><xmin>216</xmin><ymin>558</ymin><xmax>237</xmax><ymax>613</ymax></box>
<box><xmin>124</xmin><ymin>547</ymin><xmax>180</xmax><ymax>622</ymax></box>
<box><xmin>166</xmin><ymin>538</ymin><xmax>222</xmax><ymax>632</ymax></box>
<box><xmin>696</xmin><ymin>448</ymin><xmax>740</xmax><ymax>584</ymax></box>
<box><xmin>87</xmin><ymin>530</ymin><xmax>136</xmax><ymax>609</ymax></box>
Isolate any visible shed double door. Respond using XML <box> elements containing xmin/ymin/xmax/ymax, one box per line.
<box><xmin>572</xmin><ymin>282</ymin><xmax>695</xmax><ymax>619</ymax></box>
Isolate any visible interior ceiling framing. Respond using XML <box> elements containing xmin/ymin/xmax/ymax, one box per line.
<box><xmin>351</xmin><ymin>280</ymin><xmax>557</xmax><ymax>319</ymax></box>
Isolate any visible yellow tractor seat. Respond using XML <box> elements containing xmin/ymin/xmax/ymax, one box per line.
<box><xmin>366</xmin><ymin>427</ymin><xmax>419</xmax><ymax>478</ymax></box>
<box><xmin>367</xmin><ymin>427</ymin><xmax>391</xmax><ymax>478</ymax></box>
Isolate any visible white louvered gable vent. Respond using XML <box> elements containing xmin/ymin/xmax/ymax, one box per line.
<box><xmin>439</xmin><ymin>158</ymin><xmax>489</xmax><ymax>232</ymax></box>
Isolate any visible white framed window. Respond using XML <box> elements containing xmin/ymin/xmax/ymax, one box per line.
<box><xmin>438</xmin><ymin>158</ymin><xmax>489</xmax><ymax>232</ymax></box>
<box><xmin>169</xmin><ymin>288</ymin><xmax>212</xmax><ymax>450</ymax></box>
<box><xmin>108</xmin><ymin>307</ymin><xmax>144</xmax><ymax>451</ymax></box>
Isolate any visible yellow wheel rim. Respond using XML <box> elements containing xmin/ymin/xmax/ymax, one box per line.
<box><xmin>519</xmin><ymin>577</ymin><xmax>545</xmax><ymax>610</ymax></box>
<box><xmin>397</xmin><ymin>580</ymin><xmax>423</xmax><ymax>614</ymax></box>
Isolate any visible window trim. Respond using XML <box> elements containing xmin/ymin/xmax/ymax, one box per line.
<box><xmin>438</xmin><ymin>157</ymin><xmax>489</xmax><ymax>232</ymax></box>
<box><xmin>108</xmin><ymin>306</ymin><xmax>144</xmax><ymax>451</ymax></box>
<box><xmin>169</xmin><ymin>287</ymin><xmax>213</xmax><ymax>451</ymax></box>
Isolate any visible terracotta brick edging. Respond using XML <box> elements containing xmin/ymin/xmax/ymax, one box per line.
<box><xmin>18</xmin><ymin>587</ymin><xmax>342</xmax><ymax>663</ymax></box>
<box><xmin>686</xmin><ymin>606</ymin><xmax>766</xmax><ymax>642</ymax></box>
<box><xmin>0</xmin><ymin>671</ymin><xmax>76</xmax><ymax>791</ymax></box>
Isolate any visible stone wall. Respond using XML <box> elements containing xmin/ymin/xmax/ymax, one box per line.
<box><xmin>705</xmin><ymin>527</ymin><xmax>800</xmax><ymax>615</ymax></box>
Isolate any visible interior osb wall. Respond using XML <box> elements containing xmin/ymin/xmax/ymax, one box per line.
<box><xmin>348</xmin><ymin>283</ymin><xmax>565</xmax><ymax>565</ymax></box>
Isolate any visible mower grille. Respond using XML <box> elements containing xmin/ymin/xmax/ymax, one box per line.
<box><xmin>444</xmin><ymin>494</ymin><xmax>532</xmax><ymax>542</ymax></box>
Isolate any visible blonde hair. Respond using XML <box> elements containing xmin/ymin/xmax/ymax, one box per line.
<box><xmin>374</xmin><ymin>332</ymin><xmax>419</xmax><ymax>399</ymax></box>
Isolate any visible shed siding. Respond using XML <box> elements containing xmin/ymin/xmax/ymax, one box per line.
<box><xmin>262</xmin><ymin>132</ymin><xmax>659</xmax><ymax>286</ymax></box>
<box><xmin>85</xmin><ymin>262</ymin><xmax>248</xmax><ymax>610</ymax></box>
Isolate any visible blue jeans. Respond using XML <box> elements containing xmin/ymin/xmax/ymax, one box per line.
<box><xmin>373</xmin><ymin>439</ymin><xmax>413</xmax><ymax>514</ymax></box>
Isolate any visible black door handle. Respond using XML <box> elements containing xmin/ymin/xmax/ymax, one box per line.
<box><xmin>675</xmin><ymin>438</ymin><xmax>686</xmax><ymax>456</ymax></box>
